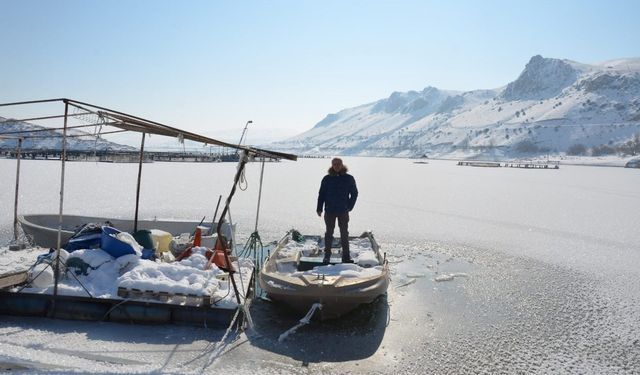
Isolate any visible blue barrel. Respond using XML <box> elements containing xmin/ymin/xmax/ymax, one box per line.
<box><xmin>101</xmin><ymin>226</ymin><xmax>136</xmax><ymax>258</ymax></box>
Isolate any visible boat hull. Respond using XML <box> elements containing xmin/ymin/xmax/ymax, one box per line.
<box><xmin>261</xmin><ymin>272</ymin><xmax>389</xmax><ymax>320</ymax></box>
<box><xmin>18</xmin><ymin>214</ymin><xmax>232</xmax><ymax>248</ymax></box>
<box><xmin>259</xmin><ymin>231</ymin><xmax>389</xmax><ymax>320</ymax></box>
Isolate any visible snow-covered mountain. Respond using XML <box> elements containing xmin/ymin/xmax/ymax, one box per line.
<box><xmin>0</xmin><ymin>118</ymin><xmax>136</xmax><ymax>151</ymax></box>
<box><xmin>272</xmin><ymin>55</ymin><xmax>640</xmax><ymax>158</ymax></box>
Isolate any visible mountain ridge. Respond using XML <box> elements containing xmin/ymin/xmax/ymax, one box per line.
<box><xmin>271</xmin><ymin>55</ymin><xmax>640</xmax><ymax>158</ymax></box>
<box><xmin>0</xmin><ymin>117</ymin><xmax>136</xmax><ymax>152</ymax></box>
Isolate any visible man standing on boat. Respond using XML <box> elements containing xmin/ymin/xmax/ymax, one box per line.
<box><xmin>317</xmin><ymin>157</ymin><xmax>358</xmax><ymax>264</ymax></box>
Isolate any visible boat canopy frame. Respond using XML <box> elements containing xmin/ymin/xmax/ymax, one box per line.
<box><xmin>0</xmin><ymin>98</ymin><xmax>297</xmax><ymax>161</ymax></box>
<box><xmin>1</xmin><ymin>98</ymin><xmax>297</xmax><ymax>315</ymax></box>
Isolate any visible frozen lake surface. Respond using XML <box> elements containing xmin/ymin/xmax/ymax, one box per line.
<box><xmin>1</xmin><ymin>157</ymin><xmax>639</xmax><ymax>374</ymax></box>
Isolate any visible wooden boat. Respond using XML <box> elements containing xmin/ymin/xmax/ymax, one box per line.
<box><xmin>18</xmin><ymin>214</ymin><xmax>233</xmax><ymax>249</ymax></box>
<box><xmin>259</xmin><ymin>230</ymin><xmax>389</xmax><ymax>320</ymax></box>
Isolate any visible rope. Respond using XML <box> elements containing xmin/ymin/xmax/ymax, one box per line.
<box><xmin>16</xmin><ymin>258</ymin><xmax>53</xmax><ymax>293</ymax></box>
<box><xmin>92</xmin><ymin>112</ymin><xmax>107</xmax><ymax>159</ymax></box>
<box><xmin>238</xmin><ymin>231</ymin><xmax>264</xmax><ymax>297</ymax></box>
<box><xmin>239</xmin><ymin>231</ymin><xmax>264</xmax><ymax>258</ymax></box>
<box><xmin>241</xmin><ymin>301</ymin><xmax>254</xmax><ymax>331</ymax></box>
<box><xmin>202</xmin><ymin>306</ymin><xmax>243</xmax><ymax>369</ymax></box>
<box><xmin>246</xmin><ymin>158</ymin><xmax>267</xmax><ymax>297</ymax></box>
<box><xmin>65</xmin><ymin>269</ymin><xmax>94</xmax><ymax>298</ymax></box>
<box><xmin>254</xmin><ymin>159</ymin><xmax>266</xmax><ymax>232</ymax></box>
<box><xmin>101</xmin><ymin>298</ymin><xmax>133</xmax><ymax>321</ymax></box>
<box><xmin>227</xmin><ymin>208</ymin><xmax>236</xmax><ymax>255</ymax></box>
<box><xmin>209</xmin><ymin>276</ymin><xmax>231</xmax><ymax>306</ymax></box>
<box><xmin>277</xmin><ymin>303</ymin><xmax>322</xmax><ymax>342</ymax></box>
<box><xmin>226</xmin><ymin>207</ymin><xmax>248</xmax><ymax>302</ymax></box>
<box><xmin>17</xmin><ymin>252</ymin><xmax>96</xmax><ymax>299</ymax></box>
<box><xmin>237</xmin><ymin>161</ymin><xmax>248</xmax><ymax>191</ymax></box>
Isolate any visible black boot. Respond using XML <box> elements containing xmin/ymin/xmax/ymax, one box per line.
<box><xmin>342</xmin><ymin>251</ymin><xmax>354</xmax><ymax>263</ymax></box>
<box><xmin>323</xmin><ymin>252</ymin><xmax>331</xmax><ymax>265</ymax></box>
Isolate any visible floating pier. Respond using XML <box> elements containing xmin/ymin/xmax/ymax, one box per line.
<box><xmin>1</xmin><ymin>149</ymin><xmax>242</xmax><ymax>163</ymax></box>
<box><xmin>0</xmin><ymin>290</ymin><xmax>245</xmax><ymax>326</ymax></box>
<box><xmin>503</xmin><ymin>162</ymin><xmax>559</xmax><ymax>169</ymax></box>
<box><xmin>456</xmin><ymin>160</ymin><xmax>560</xmax><ymax>169</ymax></box>
<box><xmin>0</xmin><ymin>270</ymin><xmax>252</xmax><ymax>327</ymax></box>
<box><xmin>457</xmin><ymin>161</ymin><xmax>502</xmax><ymax>167</ymax></box>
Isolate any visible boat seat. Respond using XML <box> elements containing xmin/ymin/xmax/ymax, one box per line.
<box><xmin>275</xmin><ymin>254</ymin><xmax>300</xmax><ymax>273</ymax></box>
<box><xmin>297</xmin><ymin>255</ymin><xmax>349</xmax><ymax>271</ymax></box>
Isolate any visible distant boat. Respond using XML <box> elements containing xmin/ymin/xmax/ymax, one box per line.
<box><xmin>625</xmin><ymin>158</ymin><xmax>640</xmax><ymax>168</ymax></box>
<box><xmin>18</xmin><ymin>214</ymin><xmax>233</xmax><ymax>249</ymax></box>
<box><xmin>413</xmin><ymin>161</ymin><xmax>429</xmax><ymax>164</ymax></box>
<box><xmin>259</xmin><ymin>230</ymin><xmax>389</xmax><ymax>320</ymax></box>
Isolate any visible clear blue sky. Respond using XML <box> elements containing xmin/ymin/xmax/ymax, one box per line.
<box><xmin>1</xmin><ymin>0</ymin><xmax>639</xmax><ymax>143</ymax></box>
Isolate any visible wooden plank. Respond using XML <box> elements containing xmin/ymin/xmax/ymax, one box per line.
<box><xmin>0</xmin><ymin>271</ymin><xmax>28</xmax><ymax>289</ymax></box>
<box><xmin>117</xmin><ymin>287</ymin><xmax>211</xmax><ymax>307</ymax></box>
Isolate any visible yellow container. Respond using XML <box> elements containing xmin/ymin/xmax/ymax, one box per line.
<box><xmin>150</xmin><ymin>229</ymin><xmax>173</xmax><ymax>254</ymax></box>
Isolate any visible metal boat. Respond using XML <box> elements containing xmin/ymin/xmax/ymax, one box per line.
<box><xmin>18</xmin><ymin>214</ymin><xmax>233</xmax><ymax>248</ymax></box>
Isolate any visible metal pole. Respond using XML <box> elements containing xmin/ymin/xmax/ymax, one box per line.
<box><xmin>216</xmin><ymin>153</ymin><xmax>249</xmax><ymax>305</ymax></box>
<box><xmin>254</xmin><ymin>158</ymin><xmax>266</xmax><ymax>233</ymax></box>
<box><xmin>13</xmin><ymin>138</ymin><xmax>22</xmax><ymax>241</ymax></box>
<box><xmin>236</xmin><ymin>120</ymin><xmax>253</xmax><ymax>149</ymax></box>
<box><xmin>53</xmin><ymin>100</ymin><xmax>70</xmax><ymax>305</ymax></box>
<box><xmin>209</xmin><ymin>195</ymin><xmax>222</xmax><ymax>236</ymax></box>
<box><xmin>0</xmin><ymin>98</ymin><xmax>66</xmax><ymax>107</ymax></box>
<box><xmin>134</xmin><ymin>132</ymin><xmax>146</xmax><ymax>232</ymax></box>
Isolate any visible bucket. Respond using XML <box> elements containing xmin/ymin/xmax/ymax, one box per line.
<box><xmin>150</xmin><ymin>229</ymin><xmax>172</xmax><ymax>253</ymax></box>
<box><xmin>200</xmin><ymin>235</ymin><xmax>217</xmax><ymax>248</ymax></box>
<box><xmin>101</xmin><ymin>226</ymin><xmax>137</xmax><ymax>258</ymax></box>
<box><xmin>141</xmin><ymin>248</ymin><xmax>156</xmax><ymax>260</ymax></box>
<box><xmin>132</xmin><ymin>230</ymin><xmax>154</xmax><ymax>250</ymax></box>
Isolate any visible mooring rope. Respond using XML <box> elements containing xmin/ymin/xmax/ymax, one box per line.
<box><xmin>237</xmin><ymin>231</ymin><xmax>264</xmax><ymax>297</ymax></box>
<box><xmin>226</xmin><ymin>207</ymin><xmax>249</xmax><ymax>302</ymax></box>
<box><xmin>277</xmin><ymin>303</ymin><xmax>322</xmax><ymax>342</ymax></box>
<box><xmin>203</xmin><ymin>304</ymin><xmax>244</xmax><ymax>369</ymax></box>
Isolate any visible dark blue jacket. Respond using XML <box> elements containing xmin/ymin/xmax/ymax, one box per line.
<box><xmin>317</xmin><ymin>168</ymin><xmax>358</xmax><ymax>214</ymax></box>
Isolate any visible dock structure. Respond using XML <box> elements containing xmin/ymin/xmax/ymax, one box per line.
<box><xmin>0</xmin><ymin>98</ymin><xmax>297</xmax><ymax>327</ymax></box>
<box><xmin>1</xmin><ymin>148</ymin><xmax>242</xmax><ymax>163</ymax></box>
<box><xmin>457</xmin><ymin>161</ymin><xmax>502</xmax><ymax>167</ymax></box>
<box><xmin>503</xmin><ymin>162</ymin><xmax>559</xmax><ymax>169</ymax></box>
<box><xmin>456</xmin><ymin>160</ymin><xmax>560</xmax><ymax>169</ymax></box>
<box><xmin>0</xmin><ymin>287</ymin><xmax>249</xmax><ymax>327</ymax></box>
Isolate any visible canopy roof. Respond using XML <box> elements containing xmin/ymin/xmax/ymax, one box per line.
<box><xmin>0</xmin><ymin>98</ymin><xmax>297</xmax><ymax>161</ymax></box>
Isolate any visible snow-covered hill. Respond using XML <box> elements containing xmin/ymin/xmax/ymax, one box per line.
<box><xmin>272</xmin><ymin>55</ymin><xmax>640</xmax><ymax>158</ymax></box>
<box><xmin>0</xmin><ymin>118</ymin><xmax>136</xmax><ymax>151</ymax></box>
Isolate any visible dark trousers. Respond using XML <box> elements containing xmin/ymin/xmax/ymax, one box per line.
<box><xmin>324</xmin><ymin>212</ymin><xmax>350</xmax><ymax>259</ymax></box>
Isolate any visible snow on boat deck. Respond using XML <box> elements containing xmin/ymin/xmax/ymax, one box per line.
<box><xmin>275</xmin><ymin>237</ymin><xmax>383</xmax><ymax>277</ymax></box>
<box><xmin>0</xmin><ymin>246</ymin><xmax>253</xmax><ymax>310</ymax></box>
